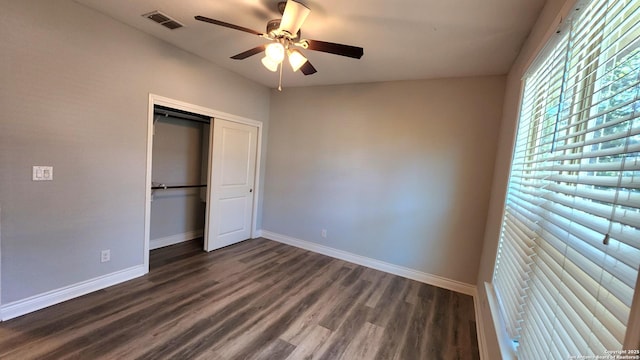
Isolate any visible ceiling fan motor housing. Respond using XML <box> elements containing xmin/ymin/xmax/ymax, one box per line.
<box><xmin>266</xmin><ymin>19</ymin><xmax>281</xmax><ymax>34</ymax></box>
<box><xmin>267</xmin><ymin>19</ymin><xmax>301</xmax><ymax>42</ymax></box>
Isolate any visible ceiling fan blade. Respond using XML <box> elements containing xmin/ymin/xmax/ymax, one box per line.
<box><xmin>230</xmin><ymin>45</ymin><xmax>266</xmax><ymax>60</ymax></box>
<box><xmin>278</xmin><ymin>0</ymin><xmax>310</xmax><ymax>35</ymax></box>
<box><xmin>194</xmin><ymin>15</ymin><xmax>263</xmax><ymax>36</ymax></box>
<box><xmin>300</xmin><ymin>61</ymin><xmax>317</xmax><ymax>75</ymax></box>
<box><xmin>305</xmin><ymin>39</ymin><xmax>364</xmax><ymax>59</ymax></box>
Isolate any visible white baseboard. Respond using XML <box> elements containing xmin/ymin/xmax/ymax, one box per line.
<box><xmin>0</xmin><ymin>265</ymin><xmax>146</xmax><ymax>321</ymax></box>
<box><xmin>260</xmin><ymin>230</ymin><xmax>477</xmax><ymax>296</ymax></box>
<box><xmin>252</xmin><ymin>229</ymin><xmax>263</xmax><ymax>238</ymax></box>
<box><xmin>150</xmin><ymin>229</ymin><xmax>203</xmax><ymax>250</ymax></box>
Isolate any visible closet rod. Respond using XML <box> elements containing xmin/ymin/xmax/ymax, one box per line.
<box><xmin>151</xmin><ymin>184</ymin><xmax>207</xmax><ymax>190</ymax></box>
<box><xmin>153</xmin><ymin>111</ymin><xmax>211</xmax><ymax>124</ymax></box>
<box><xmin>154</xmin><ymin>105</ymin><xmax>211</xmax><ymax>124</ymax></box>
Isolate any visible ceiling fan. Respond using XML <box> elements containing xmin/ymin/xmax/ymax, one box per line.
<box><xmin>195</xmin><ymin>0</ymin><xmax>364</xmax><ymax>89</ymax></box>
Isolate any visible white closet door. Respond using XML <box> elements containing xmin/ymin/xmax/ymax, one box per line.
<box><xmin>204</xmin><ymin>118</ymin><xmax>257</xmax><ymax>251</ymax></box>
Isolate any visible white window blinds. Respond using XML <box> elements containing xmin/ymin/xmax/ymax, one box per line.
<box><xmin>492</xmin><ymin>0</ymin><xmax>640</xmax><ymax>358</ymax></box>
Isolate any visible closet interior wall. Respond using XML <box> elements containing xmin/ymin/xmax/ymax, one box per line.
<box><xmin>150</xmin><ymin>112</ymin><xmax>209</xmax><ymax>250</ymax></box>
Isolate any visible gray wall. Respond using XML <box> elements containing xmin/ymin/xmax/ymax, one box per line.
<box><xmin>0</xmin><ymin>0</ymin><xmax>269</xmax><ymax>304</ymax></box>
<box><xmin>474</xmin><ymin>0</ymin><xmax>572</xmax><ymax>358</ymax></box>
<box><xmin>263</xmin><ymin>77</ymin><xmax>506</xmax><ymax>284</ymax></box>
<box><xmin>151</xmin><ymin>117</ymin><xmax>206</xmax><ymax>241</ymax></box>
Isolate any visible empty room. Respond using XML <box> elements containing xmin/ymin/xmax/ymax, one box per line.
<box><xmin>0</xmin><ymin>0</ymin><xmax>638</xmax><ymax>359</ymax></box>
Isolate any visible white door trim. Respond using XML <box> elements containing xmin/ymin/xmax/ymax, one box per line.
<box><xmin>145</xmin><ymin>94</ymin><xmax>263</xmax><ymax>273</ymax></box>
<box><xmin>0</xmin><ymin>206</ymin><xmax>3</xmax><ymax>320</ymax></box>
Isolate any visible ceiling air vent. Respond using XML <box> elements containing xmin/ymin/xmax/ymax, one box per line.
<box><xmin>142</xmin><ymin>11</ymin><xmax>183</xmax><ymax>30</ymax></box>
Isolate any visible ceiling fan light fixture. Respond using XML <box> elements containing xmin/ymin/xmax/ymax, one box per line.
<box><xmin>288</xmin><ymin>49</ymin><xmax>308</xmax><ymax>72</ymax></box>
<box><xmin>261</xmin><ymin>56</ymin><xmax>279</xmax><ymax>72</ymax></box>
<box><xmin>265</xmin><ymin>42</ymin><xmax>285</xmax><ymax>63</ymax></box>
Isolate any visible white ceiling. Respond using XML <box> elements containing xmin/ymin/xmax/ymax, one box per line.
<box><xmin>74</xmin><ymin>0</ymin><xmax>546</xmax><ymax>88</ymax></box>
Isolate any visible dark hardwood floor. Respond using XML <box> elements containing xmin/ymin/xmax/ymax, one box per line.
<box><xmin>0</xmin><ymin>238</ymin><xmax>480</xmax><ymax>359</ymax></box>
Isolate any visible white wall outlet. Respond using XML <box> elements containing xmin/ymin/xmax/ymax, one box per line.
<box><xmin>101</xmin><ymin>249</ymin><xmax>111</xmax><ymax>263</ymax></box>
<box><xmin>32</xmin><ymin>166</ymin><xmax>53</xmax><ymax>181</ymax></box>
<box><xmin>321</xmin><ymin>229</ymin><xmax>327</xmax><ymax>238</ymax></box>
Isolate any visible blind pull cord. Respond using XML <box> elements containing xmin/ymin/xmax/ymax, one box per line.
<box><xmin>551</xmin><ymin>35</ymin><xmax>574</xmax><ymax>153</ymax></box>
<box><xmin>603</xmin><ymin>116</ymin><xmax>635</xmax><ymax>245</ymax></box>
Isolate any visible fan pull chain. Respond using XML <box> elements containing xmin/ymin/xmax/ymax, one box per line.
<box><xmin>278</xmin><ymin>62</ymin><xmax>283</xmax><ymax>91</ymax></box>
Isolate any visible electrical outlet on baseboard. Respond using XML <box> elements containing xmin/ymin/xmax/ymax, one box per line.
<box><xmin>321</xmin><ymin>229</ymin><xmax>327</xmax><ymax>238</ymax></box>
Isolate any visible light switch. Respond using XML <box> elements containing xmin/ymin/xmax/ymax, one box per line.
<box><xmin>33</xmin><ymin>166</ymin><xmax>53</xmax><ymax>181</ymax></box>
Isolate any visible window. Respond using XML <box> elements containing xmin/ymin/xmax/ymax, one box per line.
<box><xmin>492</xmin><ymin>0</ymin><xmax>640</xmax><ymax>358</ymax></box>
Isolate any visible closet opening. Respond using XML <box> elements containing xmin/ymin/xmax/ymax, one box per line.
<box><xmin>145</xmin><ymin>95</ymin><xmax>262</xmax><ymax>273</ymax></box>
<box><xmin>149</xmin><ymin>105</ymin><xmax>211</xmax><ymax>262</ymax></box>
